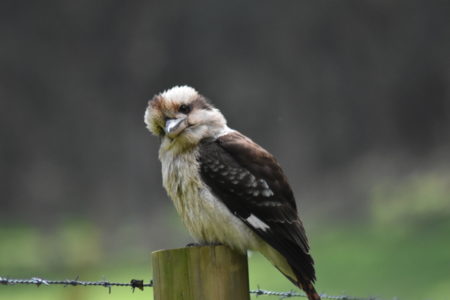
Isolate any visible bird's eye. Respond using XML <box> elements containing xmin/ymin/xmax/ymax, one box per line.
<box><xmin>178</xmin><ymin>104</ymin><xmax>191</xmax><ymax>114</ymax></box>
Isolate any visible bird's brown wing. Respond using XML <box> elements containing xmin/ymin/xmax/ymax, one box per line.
<box><xmin>198</xmin><ymin>131</ymin><xmax>316</xmax><ymax>282</ymax></box>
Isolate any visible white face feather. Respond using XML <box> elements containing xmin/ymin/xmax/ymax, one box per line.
<box><xmin>146</xmin><ymin>85</ymin><xmax>233</xmax><ymax>153</ymax></box>
<box><xmin>160</xmin><ymin>85</ymin><xmax>198</xmax><ymax>104</ymax></box>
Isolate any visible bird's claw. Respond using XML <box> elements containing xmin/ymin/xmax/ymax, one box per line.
<box><xmin>186</xmin><ymin>242</ymin><xmax>223</xmax><ymax>247</ymax></box>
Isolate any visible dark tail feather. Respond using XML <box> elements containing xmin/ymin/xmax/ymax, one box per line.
<box><xmin>275</xmin><ymin>265</ymin><xmax>321</xmax><ymax>300</ymax></box>
<box><xmin>299</xmin><ymin>281</ymin><xmax>321</xmax><ymax>300</ymax></box>
<box><xmin>278</xmin><ymin>271</ymin><xmax>321</xmax><ymax>300</ymax></box>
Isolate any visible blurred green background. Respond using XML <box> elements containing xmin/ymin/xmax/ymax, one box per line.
<box><xmin>1</xmin><ymin>1</ymin><xmax>449</xmax><ymax>300</ymax></box>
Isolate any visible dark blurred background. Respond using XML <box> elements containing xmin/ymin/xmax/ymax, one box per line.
<box><xmin>1</xmin><ymin>1</ymin><xmax>449</xmax><ymax>300</ymax></box>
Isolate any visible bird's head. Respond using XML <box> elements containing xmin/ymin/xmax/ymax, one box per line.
<box><xmin>145</xmin><ymin>86</ymin><xmax>228</xmax><ymax>149</ymax></box>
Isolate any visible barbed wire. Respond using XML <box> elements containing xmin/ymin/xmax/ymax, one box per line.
<box><xmin>0</xmin><ymin>276</ymin><xmax>379</xmax><ymax>299</ymax></box>
<box><xmin>0</xmin><ymin>277</ymin><xmax>152</xmax><ymax>293</ymax></box>
<box><xmin>250</xmin><ymin>288</ymin><xmax>379</xmax><ymax>299</ymax></box>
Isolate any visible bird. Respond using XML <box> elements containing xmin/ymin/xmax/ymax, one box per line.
<box><xmin>144</xmin><ymin>85</ymin><xmax>320</xmax><ymax>300</ymax></box>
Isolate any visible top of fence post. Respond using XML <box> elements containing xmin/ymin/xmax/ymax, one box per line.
<box><xmin>151</xmin><ymin>244</ymin><xmax>250</xmax><ymax>300</ymax></box>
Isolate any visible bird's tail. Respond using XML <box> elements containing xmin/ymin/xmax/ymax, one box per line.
<box><xmin>258</xmin><ymin>244</ymin><xmax>321</xmax><ymax>300</ymax></box>
<box><xmin>298</xmin><ymin>280</ymin><xmax>321</xmax><ymax>300</ymax></box>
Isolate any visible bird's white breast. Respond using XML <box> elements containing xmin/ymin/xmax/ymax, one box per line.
<box><xmin>159</xmin><ymin>145</ymin><xmax>262</xmax><ymax>252</ymax></box>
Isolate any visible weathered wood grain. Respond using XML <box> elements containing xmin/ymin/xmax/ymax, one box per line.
<box><xmin>152</xmin><ymin>245</ymin><xmax>249</xmax><ymax>300</ymax></box>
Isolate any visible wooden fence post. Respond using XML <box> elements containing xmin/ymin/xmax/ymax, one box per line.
<box><xmin>151</xmin><ymin>245</ymin><xmax>250</xmax><ymax>300</ymax></box>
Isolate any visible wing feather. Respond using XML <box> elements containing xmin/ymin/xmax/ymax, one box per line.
<box><xmin>198</xmin><ymin>131</ymin><xmax>316</xmax><ymax>282</ymax></box>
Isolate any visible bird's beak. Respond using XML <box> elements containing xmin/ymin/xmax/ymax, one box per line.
<box><xmin>165</xmin><ymin>116</ymin><xmax>187</xmax><ymax>138</ymax></box>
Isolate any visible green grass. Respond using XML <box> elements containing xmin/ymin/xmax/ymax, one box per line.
<box><xmin>2</xmin><ymin>222</ymin><xmax>449</xmax><ymax>300</ymax></box>
<box><xmin>248</xmin><ymin>220</ymin><xmax>450</xmax><ymax>300</ymax></box>
<box><xmin>3</xmin><ymin>169</ymin><xmax>450</xmax><ymax>300</ymax></box>
<box><xmin>312</xmin><ymin>223</ymin><xmax>450</xmax><ymax>300</ymax></box>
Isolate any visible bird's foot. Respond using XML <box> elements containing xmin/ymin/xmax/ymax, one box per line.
<box><xmin>185</xmin><ymin>242</ymin><xmax>223</xmax><ymax>247</ymax></box>
<box><xmin>206</xmin><ymin>242</ymin><xmax>223</xmax><ymax>247</ymax></box>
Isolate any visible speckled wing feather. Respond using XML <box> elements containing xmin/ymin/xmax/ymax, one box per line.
<box><xmin>198</xmin><ymin>131</ymin><xmax>316</xmax><ymax>282</ymax></box>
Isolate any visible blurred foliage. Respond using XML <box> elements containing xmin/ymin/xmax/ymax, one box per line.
<box><xmin>0</xmin><ymin>221</ymin><xmax>100</xmax><ymax>272</ymax></box>
<box><xmin>312</xmin><ymin>222</ymin><xmax>450</xmax><ymax>300</ymax></box>
<box><xmin>371</xmin><ymin>171</ymin><xmax>450</xmax><ymax>227</ymax></box>
<box><xmin>0</xmin><ymin>0</ymin><xmax>449</xmax><ymax>228</ymax></box>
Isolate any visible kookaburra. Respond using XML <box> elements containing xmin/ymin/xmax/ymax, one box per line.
<box><xmin>145</xmin><ymin>86</ymin><xmax>320</xmax><ymax>300</ymax></box>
